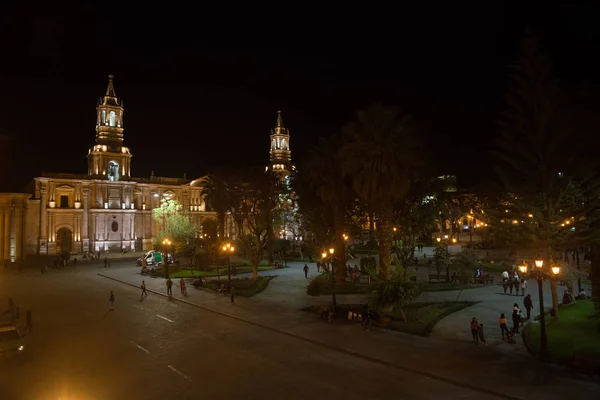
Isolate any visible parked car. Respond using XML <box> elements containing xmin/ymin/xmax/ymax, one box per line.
<box><xmin>0</xmin><ymin>324</ymin><xmax>26</xmax><ymax>358</ymax></box>
<box><xmin>136</xmin><ymin>251</ymin><xmax>157</xmax><ymax>266</ymax></box>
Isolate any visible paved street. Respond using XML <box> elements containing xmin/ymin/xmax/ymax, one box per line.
<box><xmin>1</xmin><ymin>259</ymin><xmax>597</xmax><ymax>400</ymax></box>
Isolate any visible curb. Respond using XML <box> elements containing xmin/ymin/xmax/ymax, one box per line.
<box><xmin>97</xmin><ymin>272</ymin><xmax>523</xmax><ymax>400</ymax></box>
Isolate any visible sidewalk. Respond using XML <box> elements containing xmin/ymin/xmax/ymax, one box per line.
<box><xmin>98</xmin><ymin>267</ymin><xmax>598</xmax><ymax>399</ymax></box>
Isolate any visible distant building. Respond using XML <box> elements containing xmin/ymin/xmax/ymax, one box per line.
<box><xmin>266</xmin><ymin>111</ymin><xmax>296</xmax><ymax>178</ymax></box>
<box><xmin>0</xmin><ymin>76</ymin><xmax>227</xmax><ymax>261</ymax></box>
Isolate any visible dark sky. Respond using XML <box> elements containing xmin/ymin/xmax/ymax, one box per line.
<box><xmin>1</xmin><ymin>2</ymin><xmax>599</xmax><ymax>191</ymax></box>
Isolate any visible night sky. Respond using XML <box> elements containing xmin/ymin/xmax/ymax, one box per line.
<box><xmin>1</xmin><ymin>2</ymin><xmax>599</xmax><ymax>192</ymax></box>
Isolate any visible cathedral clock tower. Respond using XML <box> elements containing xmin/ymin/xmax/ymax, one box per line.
<box><xmin>268</xmin><ymin>111</ymin><xmax>295</xmax><ymax>176</ymax></box>
<box><xmin>87</xmin><ymin>75</ymin><xmax>132</xmax><ymax>181</ymax></box>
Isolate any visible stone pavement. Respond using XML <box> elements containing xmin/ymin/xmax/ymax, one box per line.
<box><xmin>96</xmin><ymin>265</ymin><xmax>598</xmax><ymax>399</ymax></box>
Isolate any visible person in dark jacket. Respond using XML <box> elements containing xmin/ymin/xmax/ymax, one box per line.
<box><xmin>523</xmin><ymin>294</ymin><xmax>533</xmax><ymax>319</ymax></box>
<box><xmin>512</xmin><ymin>304</ymin><xmax>520</xmax><ymax>333</ymax></box>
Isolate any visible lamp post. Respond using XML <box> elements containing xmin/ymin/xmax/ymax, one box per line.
<box><xmin>322</xmin><ymin>248</ymin><xmax>336</xmax><ymax>307</ymax></box>
<box><xmin>162</xmin><ymin>238</ymin><xmax>172</xmax><ymax>278</ymax></box>
<box><xmin>436</xmin><ymin>236</ymin><xmax>450</xmax><ymax>281</ymax></box>
<box><xmin>518</xmin><ymin>259</ymin><xmax>560</xmax><ymax>360</ymax></box>
<box><xmin>222</xmin><ymin>242</ymin><xmax>235</xmax><ymax>287</ymax></box>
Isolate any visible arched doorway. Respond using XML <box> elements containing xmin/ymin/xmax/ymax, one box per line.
<box><xmin>201</xmin><ymin>219</ymin><xmax>217</xmax><ymax>243</ymax></box>
<box><xmin>56</xmin><ymin>227</ymin><xmax>73</xmax><ymax>256</ymax></box>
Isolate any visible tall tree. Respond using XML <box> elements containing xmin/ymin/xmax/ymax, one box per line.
<box><xmin>232</xmin><ymin>169</ymin><xmax>280</xmax><ymax>279</ymax></box>
<box><xmin>200</xmin><ymin>170</ymin><xmax>232</xmax><ymax>240</ymax></box>
<box><xmin>491</xmin><ymin>32</ymin><xmax>583</xmax><ymax>258</ymax></box>
<box><xmin>152</xmin><ymin>198</ymin><xmax>197</xmax><ymax>253</ymax></box>
<box><xmin>341</xmin><ymin>103</ymin><xmax>424</xmax><ymax>279</ymax></box>
<box><xmin>303</xmin><ymin>135</ymin><xmax>349</xmax><ymax>280</ymax></box>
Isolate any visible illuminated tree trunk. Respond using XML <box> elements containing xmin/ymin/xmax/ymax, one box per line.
<box><xmin>333</xmin><ymin>206</ymin><xmax>346</xmax><ymax>282</ymax></box>
<box><xmin>377</xmin><ymin>206</ymin><xmax>394</xmax><ymax>280</ymax></box>
<box><xmin>550</xmin><ymin>279</ymin><xmax>559</xmax><ymax>318</ymax></box>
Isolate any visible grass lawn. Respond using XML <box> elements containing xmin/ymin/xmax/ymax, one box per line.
<box><xmin>523</xmin><ymin>299</ymin><xmax>600</xmax><ymax>364</ymax></box>
<box><xmin>302</xmin><ymin>301</ymin><xmax>476</xmax><ymax>336</ymax></box>
<box><xmin>168</xmin><ymin>265</ymin><xmax>275</xmax><ymax>278</ymax></box>
<box><xmin>420</xmin><ymin>282</ymin><xmax>489</xmax><ymax>292</ymax></box>
<box><xmin>204</xmin><ymin>276</ymin><xmax>276</xmax><ymax>298</ymax></box>
<box><xmin>307</xmin><ymin>273</ymin><xmax>487</xmax><ymax>296</ymax></box>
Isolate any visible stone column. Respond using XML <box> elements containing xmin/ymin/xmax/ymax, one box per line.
<box><xmin>0</xmin><ymin>207</ymin><xmax>4</xmax><ymax>261</ymax></box>
<box><xmin>40</xmin><ymin>185</ymin><xmax>48</xmax><ymax>248</ymax></box>
<box><xmin>4</xmin><ymin>207</ymin><xmax>11</xmax><ymax>260</ymax></box>
<box><xmin>14</xmin><ymin>206</ymin><xmax>23</xmax><ymax>260</ymax></box>
<box><xmin>82</xmin><ymin>186</ymin><xmax>89</xmax><ymax>246</ymax></box>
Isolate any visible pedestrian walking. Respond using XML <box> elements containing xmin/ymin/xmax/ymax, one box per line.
<box><xmin>303</xmin><ymin>264</ymin><xmax>309</xmax><ymax>278</ymax></box>
<box><xmin>25</xmin><ymin>309</ymin><xmax>32</xmax><ymax>332</ymax></box>
<box><xmin>524</xmin><ymin>294</ymin><xmax>533</xmax><ymax>319</ymax></box>
<box><xmin>109</xmin><ymin>291</ymin><xmax>115</xmax><ymax>310</ymax></box>
<box><xmin>508</xmin><ymin>277</ymin><xmax>514</xmax><ymax>295</ymax></box>
<box><xmin>499</xmin><ymin>313</ymin><xmax>509</xmax><ymax>340</ymax></box>
<box><xmin>140</xmin><ymin>280</ymin><xmax>148</xmax><ymax>298</ymax></box>
<box><xmin>512</xmin><ymin>303</ymin><xmax>520</xmax><ymax>333</ymax></box>
<box><xmin>470</xmin><ymin>317</ymin><xmax>479</xmax><ymax>345</ymax></box>
<box><xmin>180</xmin><ymin>278</ymin><xmax>187</xmax><ymax>296</ymax></box>
<box><xmin>478</xmin><ymin>324</ymin><xmax>487</xmax><ymax>346</ymax></box>
<box><xmin>230</xmin><ymin>285</ymin><xmax>236</xmax><ymax>303</ymax></box>
<box><xmin>520</xmin><ymin>279</ymin><xmax>527</xmax><ymax>297</ymax></box>
<box><xmin>166</xmin><ymin>278</ymin><xmax>173</xmax><ymax>297</ymax></box>
<box><xmin>104</xmin><ymin>257</ymin><xmax>108</xmax><ymax>268</ymax></box>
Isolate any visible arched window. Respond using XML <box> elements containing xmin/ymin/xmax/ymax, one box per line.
<box><xmin>108</xmin><ymin>160</ymin><xmax>120</xmax><ymax>182</ymax></box>
<box><xmin>109</xmin><ymin>111</ymin><xmax>116</xmax><ymax>127</ymax></box>
<box><xmin>281</xmin><ymin>139</ymin><xmax>287</xmax><ymax>150</ymax></box>
<box><xmin>272</xmin><ymin>139</ymin><xmax>276</xmax><ymax>150</ymax></box>
<box><xmin>276</xmin><ymin>138</ymin><xmax>280</xmax><ymax>149</ymax></box>
<box><xmin>102</xmin><ymin>110</ymin><xmax>106</xmax><ymax>124</ymax></box>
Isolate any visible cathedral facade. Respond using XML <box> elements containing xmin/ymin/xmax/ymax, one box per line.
<box><xmin>0</xmin><ymin>76</ymin><xmax>294</xmax><ymax>262</ymax></box>
<box><xmin>0</xmin><ymin>76</ymin><xmax>227</xmax><ymax>261</ymax></box>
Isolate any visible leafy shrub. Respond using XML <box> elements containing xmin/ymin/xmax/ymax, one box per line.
<box><xmin>360</xmin><ymin>256</ymin><xmax>377</xmax><ymax>276</ymax></box>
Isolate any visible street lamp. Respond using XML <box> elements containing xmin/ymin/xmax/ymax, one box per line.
<box><xmin>222</xmin><ymin>242</ymin><xmax>235</xmax><ymax>287</ymax></box>
<box><xmin>162</xmin><ymin>238</ymin><xmax>172</xmax><ymax>278</ymax></box>
<box><xmin>322</xmin><ymin>248</ymin><xmax>336</xmax><ymax>307</ymax></box>
<box><xmin>520</xmin><ymin>259</ymin><xmax>553</xmax><ymax>360</ymax></box>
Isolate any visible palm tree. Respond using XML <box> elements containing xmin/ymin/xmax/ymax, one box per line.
<box><xmin>303</xmin><ymin>135</ymin><xmax>349</xmax><ymax>280</ymax></box>
<box><xmin>341</xmin><ymin>103</ymin><xmax>424</xmax><ymax>279</ymax></box>
<box><xmin>200</xmin><ymin>170</ymin><xmax>231</xmax><ymax>240</ymax></box>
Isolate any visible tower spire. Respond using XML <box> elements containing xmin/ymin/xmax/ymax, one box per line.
<box><xmin>102</xmin><ymin>74</ymin><xmax>119</xmax><ymax>106</ymax></box>
<box><xmin>276</xmin><ymin>110</ymin><xmax>284</xmax><ymax>129</ymax></box>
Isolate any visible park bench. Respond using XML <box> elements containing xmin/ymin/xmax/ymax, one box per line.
<box><xmin>571</xmin><ymin>352</ymin><xmax>600</xmax><ymax>376</ymax></box>
<box><xmin>475</xmin><ymin>276</ymin><xmax>495</xmax><ymax>284</ymax></box>
<box><xmin>428</xmin><ymin>274</ymin><xmax>446</xmax><ymax>282</ymax></box>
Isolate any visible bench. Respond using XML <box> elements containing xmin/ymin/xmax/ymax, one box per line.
<box><xmin>428</xmin><ymin>274</ymin><xmax>446</xmax><ymax>282</ymax></box>
<box><xmin>475</xmin><ymin>276</ymin><xmax>495</xmax><ymax>284</ymax></box>
<box><xmin>571</xmin><ymin>352</ymin><xmax>600</xmax><ymax>376</ymax></box>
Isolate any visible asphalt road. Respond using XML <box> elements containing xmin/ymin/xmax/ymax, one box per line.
<box><xmin>0</xmin><ymin>265</ymin><xmax>505</xmax><ymax>400</ymax></box>
<box><xmin>0</xmin><ymin>262</ymin><xmax>597</xmax><ymax>400</ymax></box>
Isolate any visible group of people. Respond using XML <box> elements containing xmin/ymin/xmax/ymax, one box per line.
<box><xmin>471</xmin><ymin>295</ymin><xmax>535</xmax><ymax>346</ymax></box>
<box><xmin>501</xmin><ymin>270</ymin><xmax>527</xmax><ymax>296</ymax></box>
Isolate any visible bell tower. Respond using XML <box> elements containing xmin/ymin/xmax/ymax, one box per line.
<box><xmin>268</xmin><ymin>111</ymin><xmax>294</xmax><ymax>175</ymax></box>
<box><xmin>87</xmin><ymin>75</ymin><xmax>132</xmax><ymax>181</ymax></box>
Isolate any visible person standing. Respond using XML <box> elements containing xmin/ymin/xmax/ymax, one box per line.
<box><xmin>520</xmin><ymin>279</ymin><xmax>527</xmax><ymax>297</ymax></box>
<box><xmin>104</xmin><ymin>257</ymin><xmax>108</xmax><ymax>268</ymax></box>
<box><xmin>499</xmin><ymin>313</ymin><xmax>509</xmax><ymax>340</ymax></box>
<box><xmin>524</xmin><ymin>294</ymin><xmax>533</xmax><ymax>319</ymax></box>
<box><xmin>166</xmin><ymin>278</ymin><xmax>173</xmax><ymax>297</ymax></box>
<box><xmin>140</xmin><ymin>280</ymin><xmax>148</xmax><ymax>298</ymax></box>
<box><xmin>478</xmin><ymin>324</ymin><xmax>487</xmax><ymax>346</ymax></box>
<box><xmin>180</xmin><ymin>278</ymin><xmax>187</xmax><ymax>296</ymax></box>
<box><xmin>303</xmin><ymin>264</ymin><xmax>309</xmax><ymax>278</ymax></box>
<box><xmin>470</xmin><ymin>318</ymin><xmax>480</xmax><ymax>345</ymax></box>
<box><xmin>109</xmin><ymin>291</ymin><xmax>115</xmax><ymax>310</ymax></box>
<box><xmin>230</xmin><ymin>285</ymin><xmax>236</xmax><ymax>303</ymax></box>
<box><xmin>512</xmin><ymin>304</ymin><xmax>520</xmax><ymax>333</ymax></box>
